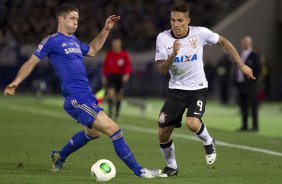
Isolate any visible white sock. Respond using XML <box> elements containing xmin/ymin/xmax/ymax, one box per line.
<box><xmin>160</xmin><ymin>140</ymin><xmax>177</xmax><ymax>169</ymax></box>
<box><xmin>195</xmin><ymin>123</ymin><xmax>213</xmax><ymax>145</ymax></box>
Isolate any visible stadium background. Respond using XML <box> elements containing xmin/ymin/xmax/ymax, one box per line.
<box><xmin>1</xmin><ymin>0</ymin><xmax>282</xmax><ymax>101</ymax></box>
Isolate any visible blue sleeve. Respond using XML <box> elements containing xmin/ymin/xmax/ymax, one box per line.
<box><xmin>80</xmin><ymin>42</ymin><xmax>90</xmax><ymax>56</ymax></box>
<box><xmin>73</xmin><ymin>35</ymin><xmax>90</xmax><ymax>56</ymax></box>
<box><xmin>34</xmin><ymin>36</ymin><xmax>52</xmax><ymax>60</ymax></box>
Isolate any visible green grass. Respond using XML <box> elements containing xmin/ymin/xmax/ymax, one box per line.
<box><xmin>0</xmin><ymin>95</ymin><xmax>282</xmax><ymax>184</ymax></box>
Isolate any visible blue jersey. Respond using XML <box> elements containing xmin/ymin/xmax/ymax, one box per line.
<box><xmin>34</xmin><ymin>32</ymin><xmax>91</xmax><ymax>98</ymax></box>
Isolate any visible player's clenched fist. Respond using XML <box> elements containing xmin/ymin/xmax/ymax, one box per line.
<box><xmin>173</xmin><ymin>39</ymin><xmax>181</xmax><ymax>55</ymax></box>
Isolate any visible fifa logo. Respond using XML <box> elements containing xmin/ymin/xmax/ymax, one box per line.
<box><xmin>174</xmin><ymin>54</ymin><xmax>197</xmax><ymax>63</ymax></box>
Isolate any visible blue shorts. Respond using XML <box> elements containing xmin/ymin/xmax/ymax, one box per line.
<box><xmin>64</xmin><ymin>94</ymin><xmax>102</xmax><ymax>128</ymax></box>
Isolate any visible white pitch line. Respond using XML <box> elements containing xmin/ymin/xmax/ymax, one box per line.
<box><xmin>1</xmin><ymin>103</ymin><xmax>282</xmax><ymax>157</ymax></box>
<box><xmin>121</xmin><ymin>124</ymin><xmax>282</xmax><ymax>157</ymax></box>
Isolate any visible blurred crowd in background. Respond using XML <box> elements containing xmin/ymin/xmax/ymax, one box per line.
<box><xmin>0</xmin><ymin>0</ymin><xmax>277</xmax><ymax>103</ymax></box>
<box><xmin>1</xmin><ymin>0</ymin><xmax>243</xmax><ymax>50</ymax></box>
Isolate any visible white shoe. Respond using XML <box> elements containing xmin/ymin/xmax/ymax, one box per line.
<box><xmin>205</xmin><ymin>152</ymin><xmax>216</xmax><ymax>164</ymax></box>
<box><xmin>139</xmin><ymin>168</ymin><xmax>161</xmax><ymax>178</ymax></box>
<box><xmin>204</xmin><ymin>140</ymin><xmax>216</xmax><ymax>165</ymax></box>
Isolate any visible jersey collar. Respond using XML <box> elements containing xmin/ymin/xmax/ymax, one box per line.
<box><xmin>170</xmin><ymin>27</ymin><xmax>190</xmax><ymax>39</ymax></box>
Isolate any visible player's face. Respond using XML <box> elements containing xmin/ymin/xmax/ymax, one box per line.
<box><xmin>170</xmin><ymin>11</ymin><xmax>190</xmax><ymax>38</ymax></box>
<box><xmin>60</xmin><ymin>11</ymin><xmax>79</xmax><ymax>35</ymax></box>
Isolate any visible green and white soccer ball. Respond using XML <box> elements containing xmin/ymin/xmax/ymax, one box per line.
<box><xmin>91</xmin><ymin>159</ymin><xmax>116</xmax><ymax>182</ymax></box>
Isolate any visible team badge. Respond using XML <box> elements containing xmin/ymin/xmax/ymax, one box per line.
<box><xmin>158</xmin><ymin>112</ymin><xmax>167</xmax><ymax>124</ymax></box>
<box><xmin>189</xmin><ymin>38</ymin><xmax>198</xmax><ymax>49</ymax></box>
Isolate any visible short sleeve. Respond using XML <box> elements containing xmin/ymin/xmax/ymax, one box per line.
<box><xmin>200</xmin><ymin>27</ymin><xmax>219</xmax><ymax>45</ymax></box>
<box><xmin>34</xmin><ymin>36</ymin><xmax>52</xmax><ymax>60</ymax></box>
<box><xmin>80</xmin><ymin>42</ymin><xmax>90</xmax><ymax>56</ymax></box>
<box><xmin>155</xmin><ymin>33</ymin><xmax>168</xmax><ymax>61</ymax></box>
<box><xmin>73</xmin><ymin>35</ymin><xmax>90</xmax><ymax>56</ymax></box>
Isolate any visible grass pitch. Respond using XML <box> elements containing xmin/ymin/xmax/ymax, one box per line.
<box><xmin>0</xmin><ymin>95</ymin><xmax>281</xmax><ymax>184</ymax></box>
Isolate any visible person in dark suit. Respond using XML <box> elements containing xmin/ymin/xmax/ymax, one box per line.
<box><xmin>236</xmin><ymin>36</ymin><xmax>261</xmax><ymax>131</ymax></box>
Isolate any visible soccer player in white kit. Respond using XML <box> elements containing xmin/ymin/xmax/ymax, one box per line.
<box><xmin>155</xmin><ymin>2</ymin><xmax>256</xmax><ymax>177</ymax></box>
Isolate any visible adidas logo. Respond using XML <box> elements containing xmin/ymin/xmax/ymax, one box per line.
<box><xmin>62</xmin><ymin>43</ymin><xmax>67</xmax><ymax>47</ymax></box>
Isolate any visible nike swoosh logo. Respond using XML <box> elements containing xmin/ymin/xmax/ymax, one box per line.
<box><xmin>208</xmin><ymin>158</ymin><xmax>214</xmax><ymax>163</ymax></box>
<box><xmin>194</xmin><ymin>112</ymin><xmax>201</xmax><ymax>115</ymax></box>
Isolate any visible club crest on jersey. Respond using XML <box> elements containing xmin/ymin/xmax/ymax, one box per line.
<box><xmin>189</xmin><ymin>38</ymin><xmax>198</xmax><ymax>49</ymax></box>
<box><xmin>158</xmin><ymin>112</ymin><xmax>167</xmax><ymax>124</ymax></box>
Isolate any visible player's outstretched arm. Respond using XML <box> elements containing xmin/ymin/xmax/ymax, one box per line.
<box><xmin>156</xmin><ymin>39</ymin><xmax>180</xmax><ymax>75</ymax></box>
<box><xmin>217</xmin><ymin>35</ymin><xmax>255</xmax><ymax>80</ymax></box>
<box><xmin>3</xmin><ymin>54</ymin><xmax>40</xmax><ymax>95</ymax></box>
<box><xmin>87</xmin><ymin>15</ymin><xmax>121</xmax><ymax>57</ymax></box>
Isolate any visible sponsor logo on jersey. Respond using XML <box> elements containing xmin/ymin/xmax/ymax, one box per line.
<box><xmin>174</xmin><ymin>54</ymin><xmax>197</xmax><ymax>63</ymax></box>
<box><xmin>64</xmin><ymin>47</ymin><xmax>82</xmax><ymax>54</ymax></box>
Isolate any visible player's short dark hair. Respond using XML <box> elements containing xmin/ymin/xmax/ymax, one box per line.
<box><xmin>56</xmin><ymin>4</ymin><xmax>79</xmax><ymax>19</ymax></box>
<box><xmin>171</xmin><ymin>2</ymin><xmax>190</xmax><ymax>17</ymax></box>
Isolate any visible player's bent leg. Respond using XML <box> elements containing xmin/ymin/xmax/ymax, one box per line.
<box><xmin>84</xmin><ymin>126</ymin><xmax>102</xmax><ymax>138</ymax></box>
<box><xmin>186</xmin><ymin>117</ymin><xmax>201</xmax><ymax>132</ymax></box>
<box><xmin>186</xmin><ymin>117</ymin><xmax>216</xmax><ymax>165</ymax></box>
<box><xmin>158</xmin><ymin>126</ymin><xmax>174</xmax><ymax>143</ymax></box>
<box><xmin>92</xmin><ymin>110</ymin><xmax>119</xmax><ymax>136</ymax></box>
<box><xmin>94</xmin><ymin>111</ymin><xmax>161</xmax><ymax>178</ymax></box>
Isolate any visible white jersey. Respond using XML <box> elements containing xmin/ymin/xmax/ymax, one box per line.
<box><xmin>155</xmin><ymin>26</ymin><xmax>219</xmax><ymax>90</ymax></box>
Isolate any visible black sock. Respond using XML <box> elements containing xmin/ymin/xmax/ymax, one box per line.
<box><xmin>116</xmin><ymin>100</ymin><xmax>121</xmax><ymax>118</ymax></box>
<box><xmin>108</xmin><ymin>99</ymin><xmax>113</xmax><ymax>118</ymax></box>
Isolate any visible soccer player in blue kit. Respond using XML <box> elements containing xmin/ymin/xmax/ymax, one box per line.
<box><xmin>3</xmin><ymin>4</ymin><xmax>160</xmax><ymax>178</ymax></box>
